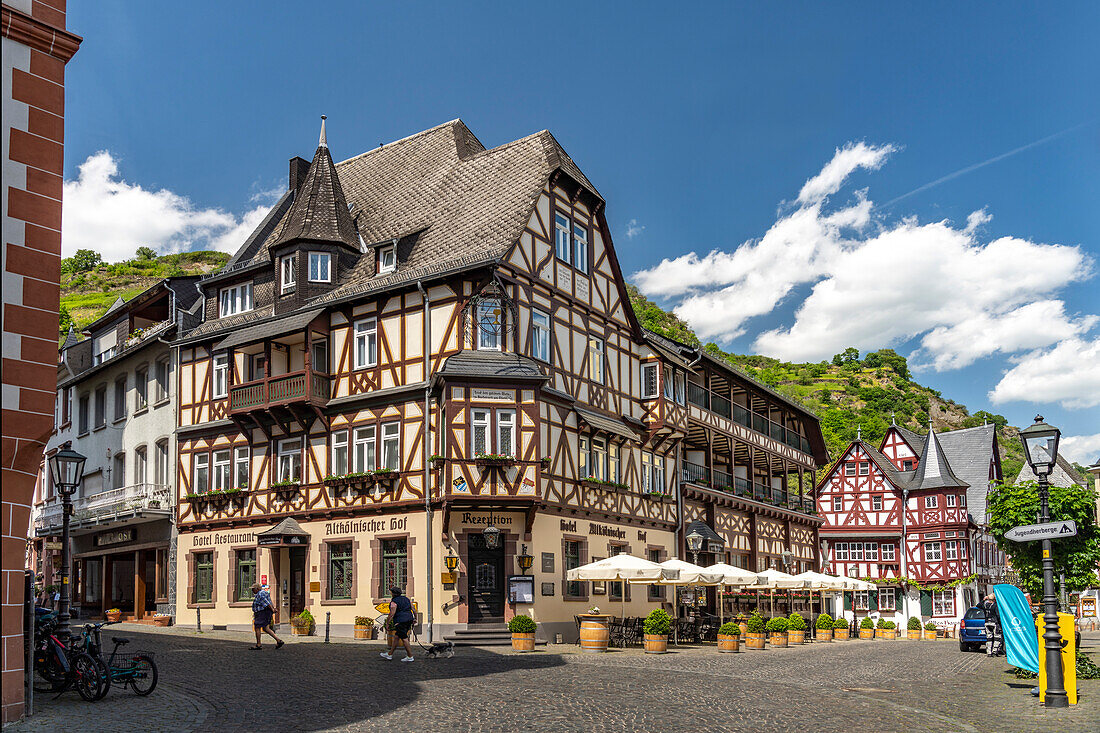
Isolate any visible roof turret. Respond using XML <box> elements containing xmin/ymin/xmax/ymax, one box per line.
<box><xmin>910</xmin><ymin>429</ymin><xmax>968</xmax><ymax>490</ymax></box>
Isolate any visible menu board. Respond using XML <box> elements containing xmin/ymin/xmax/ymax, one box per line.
<box><xmin>508</xmin><ymin>575</ymin><xmax>534</xmax><ymax>604</ymax></box>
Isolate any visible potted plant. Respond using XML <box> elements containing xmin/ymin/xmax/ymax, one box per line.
<box><xmin>875</xmin><ymin>618</ymin><xmax>895</xmax><ymax>639</ymax></box>
<box><xmin>923</xmin><ymin>620</ymin><xmax>938</xmax><ymax>641</ymax></box>
<box><xmin>354</xmin><ymin>616</ymin><xmax>374</xmax><ymax>640</ymax></box>
<box><xmin>906</xmin><ymin>616</ymin><xmax>922</xmax><ymax>640</ymax></box>
<box><xmin>859</xmin><ymin>617</ymin><xmax>875</xmax><ymax>639</ymax></box>
<box><xmin>105</xmin><ymin>608</ymin><xmax>122</xmax><ymax>623</ymax></box>
<box><xmin>745</xmin><ymin>612</ymin><xmax>767</xmax><ymax>649</ymax></box>
<box><xmin>509</xmin><ymin>614</ymin><xmax>537</xmax><ymax>652</ymax></box>
<box><xmin>815</xmin><ymin>613</ymin><xmax>833</xmax><ymax>641</ymax></box>
<box><xmin>151</xmin><ymin>613</ymin><xmax>172</xmax><ymax>627</ymax></box>
<box><xmin>643</xmin><ymin>608</ymin><xmax>671</xmax><ymax>654</ymax></box>
<box><xmin>766</xmin><ymin>616</ymin><xmax>789</xmax><ymax>647</ymax></box>
<box><xmin>833</xmin><ymin>617</ymin><xmax>850</xmax><ymax>640</ymax></box>
<box><xmin>474</xmin><ymin>452</ymin><xmax>515</xmax><ymax>468</ymax></box>
<box><xmin>539</xmin><ymin>456</ymin><xmax>551</xmax><ymax>470</ymax></box>
<box><xmin>429</xmin><ymin>454</ymin><xmax>446</xmax><ymax>470</ymax></box>
<box><xmin>787</xmin><ymin>612</ymin><xmax>807</xmax><ymax>644</ymax></box>
<box><xmin>291</xmin><ymin>608</ymin><xmax>315</xmax><ymax>636</ymax></box>
<box><xmin>717</xmin><ymin>621</ymin><xmax>740</xmax><ymax>652</ymax></box>
<box><xmin>271</xmin><ymin>479</ymin><xmax>302</xmax><ymax>501</ymax></box>
<box><xmin>384</xmin><ymin>617</ymin><xmax>396</xmax><ymax>648</ymax></box>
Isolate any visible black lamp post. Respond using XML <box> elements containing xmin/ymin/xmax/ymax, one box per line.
<box><xmin>686</xmin><ymin>529</ymin><xmax>704</xmax><ymax>614</ymax></box>
<box><xmin>1019</xmin><ymin>415</ymin><xmax>1068</xmax><ymax>709</ymax></box>
<box><xmin>48</xmin><ymin>442</ymin><xmax>86</xmax><ymax>645</ymax></box>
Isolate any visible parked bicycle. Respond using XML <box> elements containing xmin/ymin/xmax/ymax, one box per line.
<box><xmin>80</xmin><ymin>621</ymin><xmax>158</xmax><ymax>696</ymax></box>
<box><xmin>32</xmin><ymin>608</ymin><xmax>107</xmax><ymax>702</ymax></box>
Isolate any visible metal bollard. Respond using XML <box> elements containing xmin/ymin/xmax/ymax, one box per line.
<box><xmin>196</xmin><ymin>607</ymin><xmax>202</xmax><ymax>633</ymax></box>
<box><xmin>325</xmin><ymin>611</ymin><xmax>330</xmax><ymax>643</ymax></box>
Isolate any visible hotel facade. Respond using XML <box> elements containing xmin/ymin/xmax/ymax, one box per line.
<box><xmin>171</xmin><ymin>119</ymin><xmax>829</xmax><ymax>642</ymax></box>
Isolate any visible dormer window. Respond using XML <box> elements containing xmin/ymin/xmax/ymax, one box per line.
<box><xmin>219</xmin><ymin>282</ymin><xmax>253</xmax><ymax>317</ymax></box>
<box><xmin>378</xmin><ymin>244</ymin><xmax>396</xmax><ymax>274</ymax></box>
<box><xmin>281</xmin><ymin>255</ymin><xmax>296</xmax><ymax>292</ymax></box>
<box><xmin>308</xmin><ymin>252</ymin><xmax>331</xmax><ymax>282</ymax></box>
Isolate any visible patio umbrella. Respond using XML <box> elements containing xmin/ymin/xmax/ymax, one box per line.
<box><xmin>628</xmin><ymin>558</ymin><xmax>723</xmax><ymax>645</ymax></box>
<box><xmin>793</xmin><ymin>571</ymin><xmax>849</xmax><ymax>622</ymax></box>
<box><xmin>745</xmin><ymin>569</ymin><xmax>809</xmax><ymax>617</ymax></box>
<box><xmin>704</xmin><ymin>563</ymin><xmax>760</xmax><ymax>627</ymax></box>
<box><xmin>567</xmin><ymin>555</ymin><xmax>676</xmax><ymax>621</ymax></box>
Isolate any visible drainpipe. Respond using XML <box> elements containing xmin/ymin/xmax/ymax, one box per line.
<box><xmin>900</xmin><ymin>488</ymin><xmax>910</xmax><ymax>619</ymax></box>
<box><xmin>677</xmin><ymin>349</ymin><xmax>702</xmax><ymax>558</ymax></box>
<box><xmin>417</xmin><ymin>280</ymin><xmax>434</xmax><ymax>643</ymax></box>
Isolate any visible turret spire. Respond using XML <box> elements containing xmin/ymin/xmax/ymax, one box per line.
<box><xmin>319</xmin><ymin>115</ymin><xmax>328</xmax><ymax>148</ymax></box>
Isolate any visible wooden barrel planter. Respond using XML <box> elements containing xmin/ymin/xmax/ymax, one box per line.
<box><xmin>816</xmin><ymin>628</ymin><xmax>833</xmax><ymax>642</ymax></box>
<box><xmin>788</xmin><ymin>629</ymin><xmax>805</xmax><ymax>644</ymax></box>
<box><xmin>717</xmin><ymin>634</ymin><xmax>740</xmax><ymax>653</ymax></box>
<box><xmin>354</xmin><ymin>624</ymin><xmax>374</xmax><ymax>640</ymax></box>
<box><xmin>738</xmin><ymin>622</ymin><xmax>748</xmax><ymax>637</ymax></box>
<box><xmin>292</xmin><ymin>623</ymin><xmax>313</xmax><ymax>637</ymax></box>
<box><xmin>643</xmin><ymin>634</ymin><xmax>668</xmax><ymax>654</ymax></box>
<box><xmin>875</xmin><ymin>629</ymin><xmax>894</xmax><ymax>640</ymax></box>
<box><xmin>922</xmin><ymin>629</ymin><xmax>938</xmax><ymax>641</ymax></box>
<box><xmin>859</xmin><ymin>628</ymin><xmax>875</xmax><ymax>640</ymax></box>
<box><xmin>834</xmin><ymin>628</ymin><xmax>850</xmax><ymax>640</ymax></box>
<box><xmin>511</xmin><ymin>632</ymin><xmax>536</xmax><ymax>652</ymax></box>
<box><xmin>907</xmin><ymin>630</ymin><xmax>921</xmax><ymax>640</ymax></box>
<box><xmin>578</xmin><ymin>615</ymin><xmax>610</xmax><ymax>653</ymax></box>
<box><xmin>745</xmin><ymin>632</ymin><xmax>767</xmax><ymax>650</ymax></box>
<box><xmin>770</xmin><ymin>632</ymin><xmax>788</xmax><ymax>648</ymax></box>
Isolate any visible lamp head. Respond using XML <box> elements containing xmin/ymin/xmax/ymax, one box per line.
<box><xmin>686</xmin><ymin>529</ymin><xmax>704</xmax><ymax>553</ymax></box>
<box><xmin>1019</xmin><ymin>415</ymin><xmax>1060</xmax><ymax>477</ymax></box>
<box><xmin>444</xmin><ymin>547</ymin><xmax>459</xmax><ymax>573</ymax></box>
<box><xmin>49</xmin><ymin>442</ymin><xmax>86</xmax><ymax>495</ymax></box>
<box><xmin>482</xmin><ymin>523</ymin><xmax>501</xmax><ymax>550</ymax></box>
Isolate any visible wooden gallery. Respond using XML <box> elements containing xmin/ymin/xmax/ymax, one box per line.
<box><xmin>172</xmin><ymin>119</ymin><xmax>828</xmax><ymax>642</ymax></box>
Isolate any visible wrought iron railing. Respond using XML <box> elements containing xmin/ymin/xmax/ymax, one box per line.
<box><xmin>35</xmin><ymin>483</ymin><xmax>172</xmax><ymax>531</ymax></box>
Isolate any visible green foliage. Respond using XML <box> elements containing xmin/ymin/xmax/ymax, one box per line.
<box><xmin>718</xmin><ymin>622</ymin><xmax>740</xmax><ymax>636</ymax></box>
<box><xmin>626</xmin><ymin>284</ymin><xmax>700</xmax><ymax>347</ymax></box>
<box><xmin>354</xmin><ymin>616</ymin><xmax>371</xmax><ymax>626</ymax></box>
<box><xmin>787</xmin><ymin>612</ymin><xmax>807</xmax><ymax>631</ymax></box>
<box><xmin>135</xmin><ymin>246</ymin><xmax>157</xmax><ymax>260</ymax></box>
<box><xmin>987</xmin><ymin>479</ymin><xmax>1100</xmax><ymax>598</ymax></box>
<box><xmin>815</xmin><ymin>613</ymin><xmax>833</xmax><ymax>630</ymax></box>
<box><xmin>643</xmin><ymin>608</ymin><xmax>672</xmax><ymax>636</ymax></box>
<box><xmin>1077</xmin><ymin>649</ymin><xmax>1100</xmax><ymax>679</ymax></box>
<box><xmin>875</xmin><ymin>617</ymin><xmax>888</xmax><ymax>629</ymax></box>
<box><xmin>765</xmin><ymin>616</ymin><xmax>789</xmax><ymax>633</ymax></box>
<box><xmin>294</xmin><ymin>608</ymin><xmax>314</xmax><ymax>625</ymax></box>
<box><xmin>883</xmin><ymin>620</ymin><xmax>896</xmax><ymax>630</ymax></box>
<box><xmin>860</xmin><ymin>617</ymin><xmax>875</xmax><ymax>629</ymax></box>
<box><xmin>508</xmin><ymin>614</ymin><xmax>537</xmax><ymax>633</ymax></box>
<box><xmin>924</xmin><ymin>621</ymin><xmax>937</xmax><ymax>631</ymax></box>
<box><xmin>746</xmin><ymin>612</ymin><xmax>766</xmax><ymax>633</ymax></box>
<box><xmin>63</xmin><ymin>248</ymin><xmax>102</xmax><ymax>273</ymax></box>
<box><xmin>58</xmin><ymin>304</ymin><xmax>73</xmax><ymax>334</ymax></box>
<box><xmin>832</xmin><ymin>617</ymin><xmax>848</xmax><ymax>630</ymax></box>
<box><xmin>907</xmin><ymin>617</ymin><xmax>921</xmax><ymax>630</ymax></box>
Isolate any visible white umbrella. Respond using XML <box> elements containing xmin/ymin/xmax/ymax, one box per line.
<box><xmin>793</xmin><ymin>571</ymin><xmax>849</xmax><ymax>625</ymax></box>
<box><xmin>704</xmin><ymin>563</ymin><xmax>761</xmax><ymax>628</ymax></box>
<box><xmin>627</xmin><ymin>558</ymin><xmax>722</xmax><ymax>645</ymax></box>
<box><xmin>567</xmin><ymin>555</ymin><xmax>675</xmax><ymax>622</ymax></box>
<box><xmin>844</xmin><ymin>577</ymin><xmax>876</xmax><ymax>590</ymax></box>
<box><xmin>746</xmin><ymin>569</ymin><xmax>809</xmax><ymax>617</ymax></box>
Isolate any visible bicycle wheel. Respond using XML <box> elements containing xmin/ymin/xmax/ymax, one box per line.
<box><xmin>127</xmin><ymin>655</ymin><xmax>158</xmax><ymax>696</ymax></box>
<box><xmin>91</xmin><ymin>654</ymin><xmax>111</xmax><ymax>700</ymax></box>
<box><xmin>71</xmin><ymin>652</ymin><xmax>103</xmax><ymax>702</ymax></box>
<box><xmin>33</xmin><ymin>645</ymin><xmax>68</xmax><ymax>692</ymax></box>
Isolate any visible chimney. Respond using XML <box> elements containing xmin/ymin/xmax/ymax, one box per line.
<box><xmin>289</xmin><ymin>156</ymin><xmax>311</xmax><ymax>193</ymax></box>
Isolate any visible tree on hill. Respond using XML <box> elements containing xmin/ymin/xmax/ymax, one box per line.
<box><xmin>58</xmin><ymin>304</ymin><xmax>73</xmax><ymax>334</ymax></box>
<box><xmin>135</xmin><ymin>246</ymin><xmax>157</xmax><ymax>260</ymax></box>
<box><xmin>832</xmin><ymin>347</ymin><xmax>860</xmax><ymax>365</ymax></box>
<box><xmin>625</xmin><ymin>284</ymin><xmax>700</xmax><ymax>347</ymax></box>
<box><xmin>62</xmin><ymin>249</ymin><xmax>102</xmax><ymax>274</ymax></box>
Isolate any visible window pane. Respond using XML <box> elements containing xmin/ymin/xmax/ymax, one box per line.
<box><xmin>331</xmin><ymin>431</ymin><xmax>348</xmax><ymax>476</ymax></box>
<box><xmin>354</xmin><ymin>426</ymin><xmax>376</xmax><ymax>472</ymax></box>
<box><xmin>382</xmin><ymin>422</ymin><xmax>400</xmax><ymax>470</ymax></box>
<box><xmin>555</xmin><ymin>213</ymin><xmax>571</xmax><ymax>263</ymax></box>
<box><xmin>237</xmin><ymin>550</ymin><xmax>256</xmax><ymax>601</ymax></box>
<box><xmin>382</xmin><ymin>539</ymin><xmax>407</xmax><ymax>593</ymax></box>
<box><xmin>497</xmin><ymin>411</ymin><xmax>515</xmax><ymax>457</ymax></box>
<box><xmin>472</xmin><ymin>410</ymin><xmax>489</xmax><ymax>455</ymax></box>
<box><xmin>329</xmin><ymin>542</ymin><xmax>353</xmax><ymax>599</ymax></box>
<box><xmin>573</xmin><ymin>221</ymin><xmax>588</xmax><ymax>273</ymax></box>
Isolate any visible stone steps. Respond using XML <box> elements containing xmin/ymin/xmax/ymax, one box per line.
<box><xmin>444</xmin><ymin>625</ymin><xmax>546</xmax><ymax>647</ymax></box>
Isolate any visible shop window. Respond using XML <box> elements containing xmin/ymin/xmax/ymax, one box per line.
<box><xmin>531</xmin><ymin>309</ymin><xmax>550</xmax><ymax>363</ymax></box>
<box><xmin>235</xmin><ymin>446</ymin><xmax>250</xmax><ymax>489</ymax></box>
<box><xmin>564</xmin><ymin>540</ymin><xmax>583</xmax><ymax>598</ymax></box>
<box><xmin>353</xmin><ymin>318</ymin><xmax>377</xmax><ymax>369</ymax></box>
<box><xmin>194</xmin><ymin>453</ymin><xmax>209</xmax><ymax>494</ymax></box>
<box><xmin>236</xmin><ymin>550</ymin><xmax>256</xmax><ymax>602</ymax></box>
<box><xmin>932</xmin><ymin>590</ymin><xmax>954</xmax><ymax>616</ymax></box>
<box><xmin>641</xmin><ymin>363</ymin><xmax>658</xmax><ymax>398</ymax></box>
<box><xmin>135</xmin><ymin>367</ymin><xmax>148</xmax><ymax>410</ymax></box>
<box><xmin>331</xmin><ymin>430</ymin><xmax>348</xmax><ymax>476</ymax></box>
<box><xmin>381</xmin><ymin>539</ymin><xmax>407</xmax><ymax>595</ymax></box>
<box><xmin>213</xmin><ymin>354</ymin><xmax>228</xmax><ymax>399</ymax></box>
<box><xmin>195</xmin><ymin>552</ymin><xmax>213</xmax><ymax>603</ymax></box>
<box><xmin>114</xmin><ymin>375</ymin><xmax>127</xmax><ymax>421</ymax></box>
<box><xmin>381</xmin><ymin>422</ymin><xmax>401</xmax><ymax>470</ymax></box>
<box><xmin>277</xmin><ymin>439</ymin><xmax>302</xmax><ymax>482</ymax></box>
<box><xmin>328</xmin><ymin>542</ymin><xmax>353</xmax><ymax>600</ymax></box>
<box><xmin>353</xmin><ymin>426</ymin><xmax>376</xmax><ymax>472</ymax></box>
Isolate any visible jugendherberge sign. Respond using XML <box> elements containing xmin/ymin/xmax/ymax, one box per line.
<box><xmin>1004</xmin><ymin>520</ymin><xmax>1077</xmax><ymax>542</ymax></box>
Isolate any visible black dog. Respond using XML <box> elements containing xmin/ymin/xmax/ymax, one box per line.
<box><xmin>423</xmin><ymin>641</ymin><xmax>454</xmax><ymax>659</ymax></box>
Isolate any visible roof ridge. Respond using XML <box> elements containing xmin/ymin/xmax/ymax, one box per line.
<box><xmin>336</xmin><ymin>119</ymin><xmax>466</xmax><ymax>167</ymax></box>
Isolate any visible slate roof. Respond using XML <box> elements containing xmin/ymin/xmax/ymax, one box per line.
<box><xmin>1015</xmin><ymin>454</ymin><xmax>1087</xmax><ymax>489</ymax></box>
<box><xmin>269</xmin><ymin>129</ymin><xmax>358</xmax><ymax>251</ymax></box>
<box><xmin>855</xmin><ymin>440</ymin><xmax>914</xmax><ymax>490</ymax></box>
<box><xmin>684</xmin><ymin>519</ymin><xmax>726</xmax><ymax>548</ymax></box>
<box><xmin>909</xmin><ymin>429</ymin><xmax>969</xmax><ymax>491</ymax></box>
<box><xmin>575</xmin><ymin>406</ymin><xmax>639</xmax><ymax>441</ymax></box>
<box><xmin>435</xmin><ymin>350</ymin><xmax>547</xmax><ymax>381</ymax></box>
<box><xmin>213</xmin><ymin>308</ymin><xmax>324</xmax><ymax>351</ymax></box>
<box><xmin>893</xmin><ymin>425</ymin><xmax>927</xmax><ymax>455</ymax></box>
<box><xmin>257</xmin><ymin>516</ymin><xmax>310</xmax><ymax>538</ymax></box>
<box><xmin>936</xmin><ymin>424</ymin><xmax>997</xmax><ymax>523</ymax></box>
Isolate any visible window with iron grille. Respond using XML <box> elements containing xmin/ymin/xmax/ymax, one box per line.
<box><xmin>328</xmin><ymin>542</ymin><xmax>353</xmax><ymax>599</ymax></box>
<box><xmin>641</xmin><ymin>363</ymin><xmax>658</xmax><ymax>398</ymax></box>
<box><xmin>236</xmin><ymin>550</ymin><xmax>256</xmax><ymax>602</ymax></box>
<box><xmin>382</xmin><ymin>539</ymin><xmax>407</xmax><ymax>594</ymax></box>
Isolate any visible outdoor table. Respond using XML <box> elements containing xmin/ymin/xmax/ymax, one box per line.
<box><xmin>578</xmin><ymin>613</ymin><xmax>612</xmax><ymax>652</ymax></box>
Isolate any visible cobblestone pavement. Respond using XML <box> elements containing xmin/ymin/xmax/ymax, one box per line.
<box><xmin>11</xmin><ymin>626</ymin><xmax>1100</xmax><ymax>732</ymax></box>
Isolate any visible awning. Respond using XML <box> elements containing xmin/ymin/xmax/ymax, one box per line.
<box><xmin>575</xmin><ymin>407</ymin><xmax>638</xmax><ymax>441</ymax></box>
<box><xmin>213</xmin><ymin>308</ymin><xmax>323</xmax><ymax>352</ymax></box>
<box><xmin>684</xmin><ymin>519</ymin><xmax>726</xmax><ymax>553</ymax></box>
<box><xmin>256</xmin><ymin>517</ymin><xmax>311</xmax><ymax>547</ymax></box>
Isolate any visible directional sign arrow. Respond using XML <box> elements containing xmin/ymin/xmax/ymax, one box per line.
<box><xmin>1004</xmin><ymin>520</ymin><xmax>1078</xmax><ymax>543</ymax></box>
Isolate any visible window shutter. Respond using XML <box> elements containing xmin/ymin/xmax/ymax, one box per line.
<box><xmin>869</xmin><ymin>588</ymin><xmax>878</xmax><ymax>611</ymax></box>
<box><xmin>919</xmin><ymin>590</ymin><xmax>933</xmax><ymax>616</ymax></box>
<box><xmin>843</xmin><ymin>592</ymin><xmax>852</xmax><ymax>610</ymax></box>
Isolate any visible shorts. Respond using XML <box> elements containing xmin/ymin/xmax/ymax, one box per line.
<box><xmin>393</xmin><ymin>620</ymin><xmax>413</xmax><ymax>639</ymax></box>
<box><xmin>253</xmin><ymin>608</ymin><xmax>273</xmax><ymax>629</ymax></box>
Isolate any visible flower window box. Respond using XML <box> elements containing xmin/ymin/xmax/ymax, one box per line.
<box><xmin>271</xmin><ymin>480</ymin><xmax>302</xmax><ymax>501</ymax></box>
<box><xmin>474</xmin><ymin>454</ymin><xmax>515</xmax><ymax>468</ymax></box>
<box><xmin>581</xmin><ymin>478</ymin><xmax>628</xmax><ymax>493</ymax></box>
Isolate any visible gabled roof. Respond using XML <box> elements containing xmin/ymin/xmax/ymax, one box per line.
<box><xmin>856</xmin><ymin>440</ymin><xmax>914</xmax><ymax>490</ymax></box>
<box><xmin>256</xmin><ymin>516</ymin><xmax>310</xmax><ymax>538</ymax></box>
<box><xmin>909</xmin><ymin>429</ymin><xmax>968</xmax><ymax>491</ymax></box>
<box><xmin>270</xmin><ymin>118</ymin><xmax>358</xmax><ymax>251</ymax></box>
<box><xmin>1015</xmin><ymin>454</ymin><xmax>1086</xmax><ymax>489</ymax></box>
<box><xmin>892</xmin><ymin>425</ymin><xmax>927</xmax><ymax>455</ymax></box>
<box><xmin>435</xmin><ymin>350</ymin><xmax>547</xmax><ymax>381</ymax></box>
<box><xmin>935</xmin><ymin>424</ymin><xmax>997</xmax><ymax>523</ymax></box>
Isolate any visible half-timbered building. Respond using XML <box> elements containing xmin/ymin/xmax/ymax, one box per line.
<box><xmin>173</xmin><ymin>118</ymin><xmax>827</xmax><ymax>642</ymax></box>
<box><xmin>818</xmin><ymin>423</ymin><xmax>1007</xmax><ymax>628</ymax></box>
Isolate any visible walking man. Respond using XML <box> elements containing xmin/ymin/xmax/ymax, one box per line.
<box><xmin>980</xmin><ymin>593</ymin><xmax>1000</xmax><ymax>657</ymax></box>
<box><xmin>380</xmin><ymin>586</ymin><xmax>415</xmax><ymax>662</ymax></box>
<box><xmin>250</xmin><ymin>582</ymin><xmax>285</xmax><ymax>650</ymax></box>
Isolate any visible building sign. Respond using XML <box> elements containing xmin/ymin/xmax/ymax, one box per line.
<box><xmin>324</xmin><ymin>517</ymin><xmax>407</xmax><ymax>536</ymax></box>
<box><xmin>470</xmin><ymin>388</ymin><xmax>513</xmax><ymax>402</ymax></box>
<box><xmin>193</xmin><ymin>531</ymin><xmax>255</xmax><ymax>547</ymax></box>
<box><xmin>588</xmin><ymin>522</ymin><xmax>627</xmax><ymax>540</ymax></box>
<box><xmin>541</xmin><ymin>552</ymin><xmax>555</xmax><ymax>573</ymax></box>
<box><xmin>95</xmin><ymin>529</ymin><xmax>134</xmax><ymax>547</ymax></box>
<box><xmin>456</xmin><ymin>512</ymin><xmax>517</xmax><ymax>527</ymax></box>
<box><xmin>541</xmin><ymin>582</ymin><xmax>555</xmax><ymax>596</ymax></box>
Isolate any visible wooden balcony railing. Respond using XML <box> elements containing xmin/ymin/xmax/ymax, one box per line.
<box><xmin>229</xmin><ymin>368</ymin><xmax>330</xmax><ymax>414</ymax></box>
<box><xmin>680</xmin><ymin>460</ymin><xmax>815</xmax><ymax>516</ymax></box>
<box><xmin>685</xmin><ymin>382</ymin><xmax>813</xmax><ymax>456</ymax></box>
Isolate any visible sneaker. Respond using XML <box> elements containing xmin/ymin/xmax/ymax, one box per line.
<box><xmin>400</xmin><ymin>656</ymin><xmax>414</xmax><ymax>662</ymax></box>
<box><xmin>380</xmin><ymin>652</ymin><xmax>392</xmax><ymax>660</ymax></box>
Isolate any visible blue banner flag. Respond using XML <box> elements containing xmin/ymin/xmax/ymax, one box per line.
<box><xmin>994</xmin><ymin>584</ymin><xmax>1038</xmax><ymax>673</ymax></box>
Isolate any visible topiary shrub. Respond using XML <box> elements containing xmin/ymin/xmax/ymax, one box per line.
<box><xmin>860</xmin><ymin>617</ymin><xmax>874</xmax><ymax>629</ymax></box>
<box><xmin>747</xmin><ymin>612</ymin><xmax>767</xmax><ymax>633</ymax></box>
<box><xmin>788</xmin><ymin>612</ymin><xmax>807</xmax><ymax>631</ymax></box>
<box><xmin>924</xmin><ymin>620</ymin><xmax>937</xmax><ymax>631</ymax></box>
<box><xmin>508</xmin><ymin>614</ymin><xmax>537</xmax><ymax>634</ymax></box>
<box><xmin>833</xmin><ymin>617</ymin><xmax>848</xmax><ymax>630</ymax></box>
<box><xmin>816</xmin><ymin>613</ymin><xmax>833</xmax><ymax>630</ymax></box>
<box><xmin>884</xmin><ymin>620</ymin><xmax>896</xmax><ymax>630</ymax></box>
<box><xmin>875</xmin><ymin>617</ymin><xmax>887</xmax><ymax>629</ymax></box>
<box><xmin>718</xmin><ymin>621</ymin><xmax>740</xmax><ymax>636</ymax></box>
<box><xmin>765</xmin><ymin>617</ymin><xmax>790</xmax><ymax>633</ymax></box>
<box><xmin>907</xmin><ymin>617</ymin><xmax>921</xmax><ymax>630</ymax></box>
<box><xmin>643</xmin><ymin>608</ymin><xmax>672</xmax><ymax>636</ymax></box>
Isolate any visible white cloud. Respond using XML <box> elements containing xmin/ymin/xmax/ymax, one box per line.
<box><xmin>62</xmin><ymin>150</ymin><xmax>270</xmax><ymax>261</ymax></box>
<box><xmin>632</xmin><ymin>143</ymin><xmax>1096</xmax><ymax>373</ymax></box>
<box><xmin>1059</xmin><ymin>433</ymin><xmax>1100</xmax><ymax>466</ymax></box>
<box><xmin>626</xmin><ymin>219</ymin><xmax>645</xmax><ymax>239</ymax></box>
<box><xmin>988</xmin><ymin>337</ymin><xmax>1100</xmax><ymax>409</ymax></box>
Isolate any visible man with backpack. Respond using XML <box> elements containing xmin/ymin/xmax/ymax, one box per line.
<box><xmin>980</xmin><ymin>593</ymin><xmax>1001</xmax><ymax>657</ymax></box>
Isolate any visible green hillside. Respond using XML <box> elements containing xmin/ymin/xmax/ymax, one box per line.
<box><xmin>60</xmin><ymin>248</ymin><xmax>228</xmax><ymax>335</ymax></box>
<box><xmin>624</xmin><ymin>285</ymin><xmax>1043</xmax><ymax>480</ymax></box>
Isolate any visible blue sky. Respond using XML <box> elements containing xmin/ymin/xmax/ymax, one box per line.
<box><xmin>62</xmin><ymin>2</ymin><xmax>1099</xmax><ymax>456</ymax></box>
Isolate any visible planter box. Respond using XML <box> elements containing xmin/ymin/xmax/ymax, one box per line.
<box><xmin>291</xmin><ymin>623</ymin><xmax>313</xmax><ymax>636</ymax></box>
<box><xmin>788</xmin><ymin>629</ymin><xmax>806</xmax><ymax>644</ymax></box>
<box><xmin>512</xmin><ymin>632</ymin><xmax>536</xmax><ymax>652</ymax></box>
<box><xmin>922</xmin><ymin>629</ymin><xmax>937</xmax><ymax>640</ymax></box>
<box><xmin>770</xmin><ymin>632</ymin><xmax>788</xmax><ymax>648</ymax></box>
<box><xmin>643</xmin><ymin>633</ymin><xmax>668</xmax><ymax>654</ymax></box>
<box><xmin>151</xmin><ymin>616</ymin><xmax>171</xmax><ymax>627</ymax></box>
<box><xmin>834</xmin><ymin>628</ymin><xmax>850</xmax><ymax>640</ymax></box>
<box><xmin>717</xmin><ymin>633</ymin><xmax>740</xmax><ymax>652</ymax></box>
<box><xmin>745</xmin><ymin>631</ymin><xmax>766</xmax><ymax>649</ymax></box>
<box><xmin>581</xmin><ymin>479</ymin><xmax>625</xmax><ymax>493</ymax></box>
<box><xmin>906</xmin><ymin>629</ymin><xmax>921</xmax><ymax>640</ymax></box>
<box><xmin>859</xmin><ymin>628</ymin><xmax>875</xmax><ymax>640</ymax></box>
<box><xmin>475</xmin><ymin>457</ymin><xmax>515</xmax><ymax>468</ymax></box>
<box><xmin>272</xmin><ymin>483</ymin><xmax>303</xmax><ymax>501</ymax></box>
<box><xmin>815</xmin><ymin>628</ymin><xmax>833</xmax><ymax>642</ymax></box>
<box><xmin>875</xmin><ymin>629</ymin><xmax>895</xmax><ymax>640</ymax></box>
<box><xmin>431</xmin><ymin>457</ymin><xmax>447</xmax><ymax>470</ymax></box>
<box><xmin>354</xmin><ymin>624</ymin><xmax>374</xmax><ymax>640</ymax></box>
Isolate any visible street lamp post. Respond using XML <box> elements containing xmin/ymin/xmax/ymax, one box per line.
<box><xmin>48</xmin><ymin>442</ymin><xmax>86</xmax><ymax>646</ymax></box>
<box><xmin>1019</xmin><ymin>415</ymin><xmax>1068</xmax><ymax>709</ymax></box>
<box><xmin>686</xmin><ymin>529</ymin><xmax>705</xmax><ymax>626</ymax></box>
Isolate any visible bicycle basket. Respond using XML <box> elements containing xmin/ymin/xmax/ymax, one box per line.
<box><xmin>124</xmin><ymin>651</ymin><xmax>155</xmax><ymax>666</ymax></box>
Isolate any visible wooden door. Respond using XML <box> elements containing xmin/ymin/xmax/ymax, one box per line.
<box><xmin>467</xmin><ymin>534</ymin><xmax>504</xmax><ymax>623</ymax></box>
<box><xmin>289</xmin><ymin>547</ymin><xmax>306</xmax><ymax>617</ymax></box>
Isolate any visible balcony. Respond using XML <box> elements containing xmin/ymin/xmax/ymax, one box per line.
<box><xmin>686</xmin><ymin>383</ymin><xmax>813</xmax><ymax>456</ymax></box>
<box><xmin>229</xmin><ymin>368</ymin><xmax>330</xmax><ymax>415</ymax></box>
<box><xmin>680</xmin><ymin>461</ymin><xmax>816</xmax><ymax>516</ymax></box>
<box><xmin>35</xmin><ymin>483</ymin><xmax>173</xmax><ymax>535</ymax></box>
